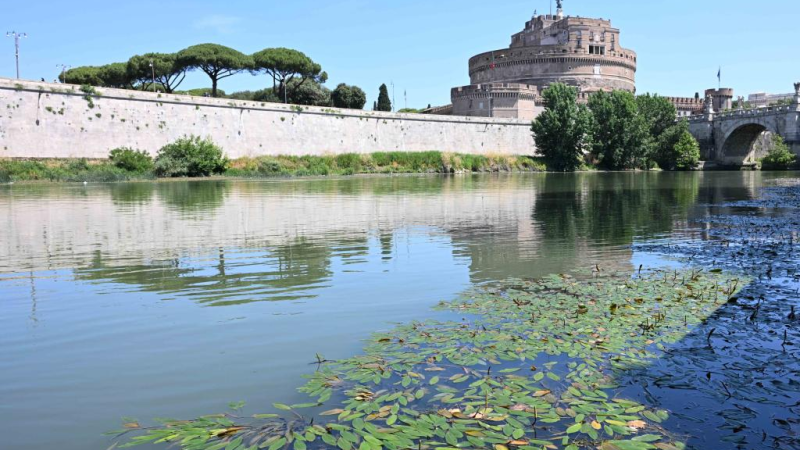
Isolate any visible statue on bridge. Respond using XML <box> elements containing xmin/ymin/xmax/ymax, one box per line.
<box><xmin>794</xmin><ymin>82</ymin><xmax>800</xmax><ymax>104</ymax></box>
<box><xmin>704</xmin><ymin>95</ymin><xmax>715</xmax><ymax>114</ymax></box>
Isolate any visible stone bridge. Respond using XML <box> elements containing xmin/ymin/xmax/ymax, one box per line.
<box><xmin>688</xmin><ymin>82</ymin><xmax>800</xmax><ymax>165</ymax></box>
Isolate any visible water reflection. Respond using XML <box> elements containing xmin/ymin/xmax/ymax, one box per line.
<box><xmin>0</xmin><ymin>172</ymin><xmax>779</xmax><ymax>450</ymax></box>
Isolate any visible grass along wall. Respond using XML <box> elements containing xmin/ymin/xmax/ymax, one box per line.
<box><xmin>0</xmin><ymin>78</ymin><xmax>536</xmax><ymax>160</ymax></box>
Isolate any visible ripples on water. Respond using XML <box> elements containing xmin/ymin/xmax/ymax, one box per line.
<box><xmin>0</xmin><ymin>172</ymin><xmax>789</xmax><ymax>450</ymax></box>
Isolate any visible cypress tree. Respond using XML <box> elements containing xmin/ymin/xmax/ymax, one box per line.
<box><xmin>377</xmin><ymin>84</ymin><xmax>392</xmax><ymax>112</ymax></box>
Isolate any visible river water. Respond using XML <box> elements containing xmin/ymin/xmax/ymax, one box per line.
<box><xmin>0</xmin><ymin>172</ymin><xmax>792</xmax><ymax>449</ymax></box>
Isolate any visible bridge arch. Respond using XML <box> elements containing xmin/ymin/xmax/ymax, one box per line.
<box><xmin>720</xmin><ymin>122</ymin><xmax>776</xmax><ymax>165</ymax></box>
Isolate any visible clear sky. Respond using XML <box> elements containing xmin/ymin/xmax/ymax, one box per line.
<box><xmin>3</xmin><ymin>0</ymin><xmax>799</xmax><ymax>108</ymax></box>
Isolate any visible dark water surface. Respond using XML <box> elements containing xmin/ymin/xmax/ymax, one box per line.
<box><xmin>0</xmin><ymin>172</ymin><xmax>792</xmax><ymax>450</ymax></box>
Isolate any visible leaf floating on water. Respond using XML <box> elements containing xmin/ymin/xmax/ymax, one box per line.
<box><xmin>627</xmin><ymin>420</ymin><xmax>647</xmax><ymax>430</ymax></box>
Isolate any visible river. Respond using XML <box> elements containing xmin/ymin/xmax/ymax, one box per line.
<box><xmin>0</xmin><ymin>172</ymin><xmax>794</xmax><ymax>449</ymax></box>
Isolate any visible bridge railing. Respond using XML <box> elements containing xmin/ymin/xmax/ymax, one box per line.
<box><xmin>688</xmin><ymin>104</ymin><xmax>798</xmax><ymax>121</ymax></box>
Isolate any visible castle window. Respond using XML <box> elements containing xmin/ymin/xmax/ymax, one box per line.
<box><xmin>589</xmin><ymin>45</ymin><xmax>605</xmax><ymax>55</ymax></box>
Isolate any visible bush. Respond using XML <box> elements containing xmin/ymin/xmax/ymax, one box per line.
<box><xmin>154</xmin><ymin>136</ymin><xmax>228</xmax><ymax>178</ymax></box>
<box><xmin>176</xmin><ymin>88</ymin><xmax>227</xmax><ymax>97</ymax></box>
<box><xmin>654</xmin><ymin>121</ymin><xmax>699</xmax><ymax>171</ymax></box>
<box><xmin>671</xmin><ymin>131</ymin><xmax>701</xmax><ymax>170</ymax></box>
<box><xmin>109</xmin><ymin>147</ymin><xmax>154</xmax><ymax>172</ymax></box>
<box><xmin>761</xmin><ymin>136</ymin><xmax>797</xmax><ymax>170</ymax></box>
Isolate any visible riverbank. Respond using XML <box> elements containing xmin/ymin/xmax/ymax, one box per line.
<box><xmin>0</xmin><ymin>152</ymin><xmax>548</xmax><ymax>183</ymax></box>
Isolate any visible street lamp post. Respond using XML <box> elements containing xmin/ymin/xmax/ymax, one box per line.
<box><xmin>390</xmin><ymin>81</ymin><xmax>395</xmax><ymax>113</ymax></box>
<box><xmin>57</xmin><ymin>64</ymin><xmax>71</xmax><ymax>83</ymax></box>
<box><xmin>6</xmin><ymin>31</ymin><xmax>27</xmax><ymax>79</ymax></box>
<box><xmin>149</xmin><ymin>59</ymin><xmax>156</xmax><ymax>93</ymax></box>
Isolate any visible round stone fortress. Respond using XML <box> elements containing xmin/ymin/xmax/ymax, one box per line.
<box><xmin>449</xmin><ymin>3</ymin><xmax>637</xmax><ymax>120</ymax></box>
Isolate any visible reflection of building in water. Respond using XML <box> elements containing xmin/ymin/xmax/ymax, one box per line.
<box><xmin>1</xmin><ymin>173</ymin><xmax>746</xmax><ymax>300</ymax></box>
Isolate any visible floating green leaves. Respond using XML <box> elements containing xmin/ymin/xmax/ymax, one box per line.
<box><xmin>113</xmin><ymin>269</ymin><xmax>745</xmax><ymax>450</ymax></box>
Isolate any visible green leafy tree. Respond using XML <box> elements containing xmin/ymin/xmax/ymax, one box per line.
<box><xmin>251</xmin><ymin>48</ymin><xmax>326</xmax><ymax>103</ymax></box>
<box><xmin>636</xmin><ymin>94</ymin><xmax>677</xmax><ymax>140</ymax></box>
<box><xmin>377</xmin><ymin>84</ymin><xmax>392</xmax><ymax>112</ymax></box>
<box><xmin>97</xmin><ymin>63</ymin><xmax>134</xmax><ymax>89</ymax></box>
<box><xmin>671</xmin><ymin>130</ymin><xmax>700</xmax><ymax>170</ymax></box>
<box><xmin>531</xmin><ymin>83</ymin><xmax>593</xmax><ymax>172</ymax></box>
<box><xmin>331</xmin><ymin>83</ymin><xmax>367</xmax><ymax>109</ymax></box>
<box><xmin>636</xmin><ymin>94</ymin><xmax>677</xmax><ymax>166</ymax></box>
<box><xmin>176</xmin><ymin>44</ymin><xmax>252</xmax><ymax>97</ymax></box>
<box><xmin>654</xmin><ymin>121</ymin><xmax>687</xmax><ymax>170</ymax></box>
<box><xmin>761</xmin><ymin>135</ymin><xmax>797</xmax><ymax>170</ymax></box>
<box><xmin>127</xmin><ymin>53</ymin><xmax>186</xmax><ymax>93</ymax></box>
<box><xmin>60</xmin><ymin>66</ymin><xmax>103</xmax><ymax>86</ymax></box>
<box><xmin>284</xmin><ymin>78</ymin><xmax>330</xmax><ymax>106</ymax></box>
<box><xmin>588</xmin><ymin>90</ymin><xmax>651</xmax><ymax>170</ymax></box>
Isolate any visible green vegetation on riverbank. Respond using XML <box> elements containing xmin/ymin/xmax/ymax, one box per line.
<box><xmin>0</xmin><ymin>152</ymin><xmax>546</xmax><ymax>183</ymax></box>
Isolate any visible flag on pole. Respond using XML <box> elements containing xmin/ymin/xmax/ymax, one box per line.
<box><xmin>717</xmin><ymin>67</ymin><xmax>721</xmax><ymax>81</ymax></box>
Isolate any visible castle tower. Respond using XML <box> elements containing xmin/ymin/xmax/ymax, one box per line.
<box><xmin>447</xmin><ymin>4</ymin><xmax>637</xmax><ymax>120</ymax></box>
<box><xmin>705</xmin><ymin>88</ymin><xmax>734</xmax><ymax>112</ymax></box>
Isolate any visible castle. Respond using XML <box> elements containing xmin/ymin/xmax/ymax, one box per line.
<box><xmin>441</xmin><ymin>2</ymin><xmax>638</xmax><ymax>120</ymax></box>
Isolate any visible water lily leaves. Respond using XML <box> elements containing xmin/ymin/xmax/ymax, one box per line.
<box><xmin>116</xmin><ymin>270</ymin><xmax>752</xmax><ymax>450</ymax></box>
<box><xmin>267</xmin><ymin>437</ymin><xmax>286</xmax><ymax>450</ymax></box>
<box><xmin>642</xmin><ymin>411</ymin><xmax>662</xmax><ymax>423</ymax></box>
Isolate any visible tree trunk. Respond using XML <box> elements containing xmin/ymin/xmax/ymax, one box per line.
<box><xmin>212</xmin><ymin>78</ymin><xmax>218</xmax><ymax>97</ymax></box>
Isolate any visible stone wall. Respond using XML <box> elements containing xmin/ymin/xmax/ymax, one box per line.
<box><xmin>0</xmin><ymin>78</ymin><xmax>536</xmax><ymax>159</ymax></box>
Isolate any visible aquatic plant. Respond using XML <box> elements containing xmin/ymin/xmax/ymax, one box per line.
<box><xmin>112</xmin><ymin>268</ymin><xmax>745</xmax><ymax>450</ymax></box>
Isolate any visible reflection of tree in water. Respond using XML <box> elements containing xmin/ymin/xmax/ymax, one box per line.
<box><xmin>75</xmin><ymin>237</ymin><xmax>339</xmax><ymax>307</ymax></box>
<box><xmin>456</xmin><ymin>173</ymin><xmax>703</xmax><ymax>282</ymax></box>
<box><xmin>156</xmin><ymin>180</ymin><xmax>231</xmax><ymax>214</ymax></box>
<box><xmin>109</xmin><ymin>183</ymin><xmax>156</xmax><ymax>206</ymax></box>
<box><xmin>535</xmin><ymin>172</ymin><xmax>701</xmax><ymax>246</ymax></box>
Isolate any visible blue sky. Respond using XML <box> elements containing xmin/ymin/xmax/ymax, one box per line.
<box><xmin>3</xmin><ymin>0</ymin><xmax>799</xmax><ymax>108</ymax></box>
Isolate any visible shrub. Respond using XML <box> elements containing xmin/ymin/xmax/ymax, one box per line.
<box><xmin>109</xmin><ymin>147</ymin><xmax>154</xmax><ymax>172</ymax></box>
<box><xmin>761</xmin><ymin>136</ymin><xmax>797</xmax><ymax>170</ymax></box>
<box><xmin>654</xmin><ymin>121</ymin><xmax>699</xmax><ymax>171</ymax></box>
<box><xmin>154</xmin><ymin>136</ymin><xmax>228</xmax><ymax>177</ymax></box>
<box><xmin>671</xmin><ymin>131</ymin><xmax>701</xmax><ymax>170</ymax></box>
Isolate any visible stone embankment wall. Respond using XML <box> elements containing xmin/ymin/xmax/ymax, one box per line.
<box><xmin>0</xmin><ymin>78</ymin><xmax>536</xmax><ymax>159</ymax></box>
